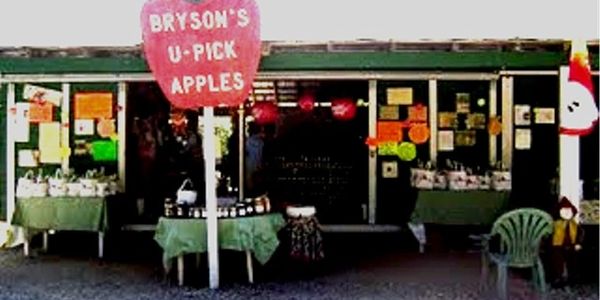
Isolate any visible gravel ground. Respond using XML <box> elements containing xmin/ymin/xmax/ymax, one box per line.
<box><xmin>0</xmin><ymin>231</ymin><xmax>598</xmax><ymax>300</ymax></box>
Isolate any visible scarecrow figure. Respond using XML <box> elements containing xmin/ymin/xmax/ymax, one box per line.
<box><xmin>551</xmin><ymin>197</ymin><xmax>584</xmax><ymax>287</ymax></box>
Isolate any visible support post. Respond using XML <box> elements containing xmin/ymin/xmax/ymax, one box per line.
<box><xmin>428</xmin><ymin>79</ymin><xmax>438</xmax><ymax>164</ymax></box>
<box><xmin>368</xmin><ymin>80</ymin><xmax>377</xmax><ymax>224</ymax></box>
<box><xmin>559</xmin><ymin>66</ymin><xmax>581</xmax><ymax>215</ymax></box>
<box><xmin>177</xmin><ymin>255</ymin><xmax>184</xmax><ymax>286</ymax></box>
<box><xmin>42</xmin><ymin>231</ymin><xmax>48</xmax><ymax>252</ymax></box>
<box><xmin>246</xmin><ymin>250</ymin><xmax>254</xmax><ymax>283</ymax></box>
<box><xmin>98</xmin><ymin>232</ymin><xmax>104</xmax><ymax>259</ymax></box>
<box><xmin>489</xmin><ymin>79</ymin><xmax>498</xmax><ymax>166</ymax></box>
<box><xmin>203</xmin><ymin>107</ymin><xmax>219</xmax><ymax>289</ymax></box>
<box><xmin>238</xmin><ymin>105</ymin><xmax>245</xmax><ymax>201</ymax></box>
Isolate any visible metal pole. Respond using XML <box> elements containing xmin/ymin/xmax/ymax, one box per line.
<box><xmin>238</xmin><ymin>105</ymin><xmax>245</xmax><ymax>201</ymax></box>
<box><xmin>203</xmin><ymin>107</ymin><xmax>219</xmax><ymax>288</ymax></box>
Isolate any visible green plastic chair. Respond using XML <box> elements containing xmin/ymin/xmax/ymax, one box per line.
<box><xmin>477</xmin><ymin>208</ymin><xmax>554</xmax><ymax>299</ymax></box>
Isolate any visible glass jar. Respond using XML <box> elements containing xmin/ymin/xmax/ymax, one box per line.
<box><xmin>164</xmin><ymin>198</ymin><xmax>175</xmax><ymax>218</ymax></box>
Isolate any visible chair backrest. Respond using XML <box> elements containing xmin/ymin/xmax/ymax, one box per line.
<box><xmin>491</xmin><ymin>208</ymin><xmax>554</xmax><ymax>268</ymax></box>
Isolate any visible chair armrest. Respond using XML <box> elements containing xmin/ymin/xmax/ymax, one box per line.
<box><xmin>469</xmin><ymin>233</ymin><xmax>493</xmax><ymax>249</ymax></box>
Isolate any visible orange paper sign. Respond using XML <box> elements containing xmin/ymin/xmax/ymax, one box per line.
<box><xmin>28</xmin><ymin>102</ymin><xmax>53</xmax><ymax>123</ymax></box>
<box><xmin>408</xmin><ymin>105</ymin><xmax>428</xmax><ymax>123</ymax></box>
<box><xmin>74</xmin><ymin>93</ymin><xmax>113</xmax><ymax>119</ymax></box>
<box><xmin>377</xmin><ymin>121</ymin><xmax>403</xmax><ymax>142</ymax></box>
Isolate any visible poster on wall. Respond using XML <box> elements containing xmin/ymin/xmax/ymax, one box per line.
<box><xmin>438</xmin><ymin>130</ymin><xmax>454</xmax><ymax>151</ymax></box>
<box><xmin>29</xmin><ymin>102</ymin><xmax>53</xmax><ymax>123</ymax></box>
<box><xmin>534</xmin><ymin>108</ymin><xmax>555</xmax><ymax>124</ymax></box>
<box><xmin>382</xmin><ymin>161</ymin><xmax>398</xmax><ymax>178</ymax></box>
<box><xmin>75</xmin><ymin>119</ymin><xmax>95</xmax><ymax>135</ymax></box>
<box><xmin>378</xmin><ymin>142</ymin><xmax>398</xmax><ymax>156</ymax></box>
<box><xmin>377</xmin><ymin>121</ymin><xmax>403</xmax><ymax>142</ymax></box>
<box><xmin>515</xmin><ymin>128</ymin><xmax>532</xmax><ymax>150</ymax></box>
<box><xmin>74</xmin><ymin>93</ymin><xmax>113</xmax><ymax>119</ymax></box>
<box><xmin>466</xmin><ymin>113</ymin><xmax>486</xmax><ymax>130</ymax></box>
<box><xmin>387</xmin><ymin>88</ymin><xmax>413</xmax><ymax>105</ymax></box>
<box><xmin>438</xmin><ymin>112</ymin><xmax>458</xmax><ymax>128</ymax></box>
<box><xmin>39</xmin><ymin>122</ymin><xmax>61</xmax><ymax>164</ymax></box>
<box><xmin>378</xmin><ymin>106</ymin><xmax>399</xmax><ymax>120</ymax></box>
<box><xmin>14</xmin><ymin>102</ymin><xmax>30</xmax><ymax>142</ymax></box>
<box><xmin>408</xmin><ymin>105</ymin><xmax>428</xmax><ymax>123</ymax></box>
<box><xmin>91</xmin><ymin>140</ymin><xmax>117</xmax><ymax>162</ymax></box>
<box><xmin>455</xmin><ymin>130</ymin><xmax>476</xmax><ymax>147</ymax></box>
<box><xmin>456</xmin><ymin>93</ymin><xmax>471</xmax><ymax>113</ymax></box>
<box><xmin>23</xmin><ymin>84</ymin><xmax>63</xmax><ymax>106</ymax></box>
<box><xmin>18</xmin><ymin>149</ymin><xmax>38</xmax><ymax>167</ymax></box>
<box><xmin>514</xmin><ymin>105</ymin><xmax>531</xmax><ymax>125</ymax></box>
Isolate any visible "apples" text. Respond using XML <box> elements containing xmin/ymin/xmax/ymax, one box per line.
<box><xmin>170</xmin><ymin>72</ymin><xmax>245</xmax><ymax>95</ymax></box>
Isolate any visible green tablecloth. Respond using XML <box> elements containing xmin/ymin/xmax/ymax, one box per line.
<box><xmin>11</xmin><ymin>197</ymin><xmax>108</xmax><ymax>232</ymax></box>
<box><xmin>154</xmin><ymin>214</ymin><xmax>285</xmax><ymax>265</ymax></box>
<box><xmin>410</xmin><ymin>191</ymin><xmax>510</xmax><ymax>225</ymax></box>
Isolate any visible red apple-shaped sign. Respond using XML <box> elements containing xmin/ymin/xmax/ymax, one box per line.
<box><xmin>252</xmin><ymin>101</ymin><xmax>278</xmax><ymax>125</ymax></box>
<box><xmin>331</xmin><ymin>98</ymin><xmax>357</xmax><ymax>121</ymax></box>
<box><xmin>141</xmin><ymin>0</ymin><xmax>261</xmax><ymax>109</ymax></box>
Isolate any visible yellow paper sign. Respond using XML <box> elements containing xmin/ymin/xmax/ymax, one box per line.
<box><xmin>387</xmin><ymin>88</ymin><xmax>413</xmax><ymax>105</ymax></box>
<box><xmin>74</xmin><ymin>93</ymin><xmax>113</xmax><ymax>119</ymax></box>
<box><xmin>39</xmin><ymin>122</ymin><xmax>61</xmax><ymax>164</ymax></box>
<box><xmin>40</xmin><ymin>147</ymin><xmax>62</xmax><ymax>164</ymax></box>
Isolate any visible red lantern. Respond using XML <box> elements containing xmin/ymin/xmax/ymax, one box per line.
<box><xmin>298</xmin><ymin>92</ymin><xmax>316</xmax><ymax>112</ymax></box>
<box><xmin>331</xmin><ymin>98</ymin><xmax>357</xmax><ymax>121</ymax></box>
<box><xmin>252</xmin><ymin>102</ymin><xmax>279</xmax><ymax>125</ymax></box>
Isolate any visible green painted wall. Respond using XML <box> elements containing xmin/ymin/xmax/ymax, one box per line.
<box><xmin>1</xmin><ymin>51</ymin><xmax>596</xmax><ymax>75</ymax></box>
<box><xmin>0</xmin><ymin>84</ymin><xmax>5</xmax><ymax>220</ymax></box>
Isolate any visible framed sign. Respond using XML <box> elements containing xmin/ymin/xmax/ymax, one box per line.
<box><xmin>387</xmin><ymin>88</ymin><xmax>413</xmax><ymax>105</ymax></box>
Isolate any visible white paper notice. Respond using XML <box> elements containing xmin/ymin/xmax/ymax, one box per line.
<box><xmin>382</xmin><ymin>161</ymin><xmax>398</xmax><ymax>178</ymax></box>
<box><xmin>23</xmin><ymin>84</ymin><xmax>63</xmax><ymax>106</ymax></box>
<box><xmin>74</xmin><ymin>119</ymin><xmax>95</xmax><ymax>135</ymax></box>
<box><xmin>514</xmin><ymin>105</ymin><xmax>531</xmax><ymax>126</ymax></box>
<box><xmin>14</xmin><ymin>103</ymin><xmax>30</xmax><ymax>142</ymax></box>
<box><xmin>438</xmin><ymin>130</ymin><xmax>454</xmax><ymax>151</ymax></box>
<box><xmin>515</xmin><ymin>128</ymin><xmax>532</xmax><ymax>150</ymax></box>
<box><xmin>18</xmin><ymin>149</ymin><xmax>38</xmax><ymax>167</ymax></box>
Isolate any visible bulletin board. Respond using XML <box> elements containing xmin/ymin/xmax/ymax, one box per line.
<box><xmin>12</xmin><ymin>82</ymin><xmax>119</xmax><ymax>182</ymax></box>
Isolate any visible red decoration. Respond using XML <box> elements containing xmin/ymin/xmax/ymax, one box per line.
<box><xmin>252</xmin><ymin>102</ymin><xmax>278</xmax><ymax>125</ymax></box>
<box><xmin>298</xmin><ymin>92</ymin><xmax>316</xmax><ymax>112</ymax></box>
<box><xmin>140</xmin><ymin>0</ymin><xmax>261</xmax><ymax>109</ymax></box>
<box><xmin>331</xmin><ymin>98</ymin><xmax>357</xmax><ymax>121</ymax></box>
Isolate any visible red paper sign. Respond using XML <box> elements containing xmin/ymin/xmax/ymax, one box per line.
<box><xmin>377</xmin><ymin>121</ymin><xmax>403</xmax><ymax>142</ymax></box>
<box><xmin>29</xmin><ymin>102</ymin><xmax>53</xmax><ymax>123</ymax></box>
<box><xmin>141</xmin><ymin>0</ymin><xmax>261</xmax><ymax>108</ymax></box>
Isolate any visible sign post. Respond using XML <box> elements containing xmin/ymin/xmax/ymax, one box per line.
<box><xmin>141</xmin><ymin>0</ymin><xmax>261</xmax><ymax>288</ymax></box>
